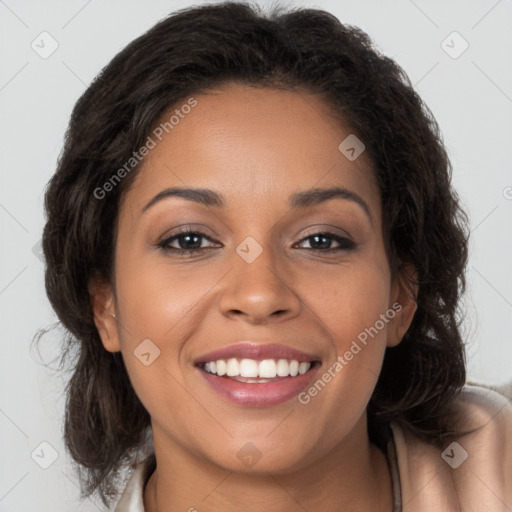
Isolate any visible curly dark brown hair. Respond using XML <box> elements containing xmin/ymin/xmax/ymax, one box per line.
<box><xmin>37</xmin><ymin>1</ymin><xmax>470</xmax><ymax>507</ymax></box>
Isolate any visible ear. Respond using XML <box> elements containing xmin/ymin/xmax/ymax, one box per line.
<box><xmin>88</xmin><ymin>275</ymin><xmax>121</xmax><ymax>353</ymax></box>
<box><xmin>387</xmin><ymin>263</ymin><xmax>418</xmax><ymax>347</ymax></box>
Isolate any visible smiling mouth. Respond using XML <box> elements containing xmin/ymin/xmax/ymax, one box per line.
<box><xmin>197</xmin><ymin>358</ymin><xmax>322</xmax><ymax>383</ymax></box>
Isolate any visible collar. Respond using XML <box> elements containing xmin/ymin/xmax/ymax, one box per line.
<box><xmin>114</xmin><ymin>385</ymin><xmax>512</xmax><ymax>511</ymax></box>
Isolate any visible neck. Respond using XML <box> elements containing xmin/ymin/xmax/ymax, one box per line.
<box><xmin>143</xmin><ymin>418</ymin><xmax>393</xmax><ymax>512</ymax></box>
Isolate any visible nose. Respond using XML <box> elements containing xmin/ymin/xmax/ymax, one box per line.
<box><xmin>219</xmin><ymin>242</ymin><xmax>301</xmax><ymax>324</ymax></box>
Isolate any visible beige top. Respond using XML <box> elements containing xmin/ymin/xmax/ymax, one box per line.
<box><xmin>112</xmin><ymin>384</ymin><xmax>512</xmax><ymax>511</ymax></box>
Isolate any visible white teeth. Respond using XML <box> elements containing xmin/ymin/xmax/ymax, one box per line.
<box><xmin>276</xmin><ymin>359</ymin><xmax>289</xmax><ymax>377</ymax></box>
<box><xmin>216</xmin><ymin>359</ymin><xmax>227</xmax><ymax>376</ymax></box>
<box><xmin>289</xmin><ymin>360</ymin><xmax>299</xmax><ymax>377</ymax></box>
<box><xmin>239</xmin><ymin>359</ymin><xmax>259</xmax><ymax>378</ymax></box>
<box><xmin>298</xmin><ymin>362</ymin><xmax>310</xmax><ymax>375</ymax></box>
<box><xmin>202</xmin><ymin>358</ymin><xmax>312</xmax><ymax>379</ymax></box>
<box><xmin>259</xmin><ymin>359</ymin><xmax>277</xmax><ymax>378</ymax></box>
<box><xmin>226</xmin><ymin>358</ymin><xmax>239</xmax><ymax>376</ymax></box>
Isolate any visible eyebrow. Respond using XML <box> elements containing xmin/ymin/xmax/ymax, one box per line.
<box><xmin>142</xmin><ymin>186</ymin><xmax>373</xmax><ymax>223</ymax></box>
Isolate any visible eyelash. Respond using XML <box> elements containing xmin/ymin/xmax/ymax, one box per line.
<box><xmin>156</xmin><ymin>227</ymin><xmax>356</xmax><ymax>256</ymax></box>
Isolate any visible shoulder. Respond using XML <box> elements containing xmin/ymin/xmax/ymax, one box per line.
<box><xmin>112</xmin><ymin>454</ymin><xmax>155</xmax><ymax>512</ymax></box>
<box><xmin>453</xmin><ymin>382</ymin><xmax>512</xmax><ymax>433</ymax></box>
<box><xmin>390</xmin><ymin>384</ymin><xmax>512</xmax><ymax>511</ymax></box>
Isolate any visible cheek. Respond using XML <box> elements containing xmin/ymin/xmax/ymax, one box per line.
<box><xmin>314</xmin><ymin>260</ymin><xmax>392</xmax><ymax>347</ymax></box>
<box><xmin>114</xmin><ymin>257</ymin><xmax>218</xmax><ymax>343</ymax></box>
<box><xmin>112</xmin><ymin>256</ymin><xmax>222</xmax><ymax>419</ymax></box>
<box><xmin>307</xmin><ymin>261</ymin><xmax>392</xmax><ymax>403</ymax></box>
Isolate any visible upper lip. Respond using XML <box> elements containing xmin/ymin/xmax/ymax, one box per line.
<box><xmin>194</xmin><ymin>342</ymin><xmax>320</xmax><ymax>365</ymax></box>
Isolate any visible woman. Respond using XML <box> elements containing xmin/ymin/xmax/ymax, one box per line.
<box><xmin>40</xmin><ymin>2</ymin><xmax>512</xmax><ymax>511</ymax></box>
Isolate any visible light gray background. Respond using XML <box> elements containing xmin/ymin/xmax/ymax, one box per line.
<box><xmin>1</xmin><ymin>0</ymin><xmax>511</xmax><ymax>510</ymax></box>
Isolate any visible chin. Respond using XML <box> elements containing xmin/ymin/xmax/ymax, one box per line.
<box><xmin>201</xmin><ymin>436</ymin><xmax>321</xmax><ymax>475</ymax></box>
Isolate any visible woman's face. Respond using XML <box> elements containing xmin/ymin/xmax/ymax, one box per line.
<box><xmin>92</xmin><ymin>83</ymin><xmax>416</xmax><ymax>473</ymax></box>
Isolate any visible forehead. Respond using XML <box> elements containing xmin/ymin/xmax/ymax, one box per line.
<box><xmin>123</xmin><ymin>84</ymin><xmax>380</xmax><ymax>217</ymax></box>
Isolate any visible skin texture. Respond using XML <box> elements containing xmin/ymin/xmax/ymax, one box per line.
<box><xmin>90</xmin><ymin>84</ymin><xmax>418</xmax><ymax>511</ymax></box>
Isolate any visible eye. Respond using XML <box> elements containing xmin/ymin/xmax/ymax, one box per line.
<box><xmin>295</xmin><ymin>231</ymin><xmax>355</xmax><ymax>252</ymax></box>
<box><xmin>157</xmin><ymin>228</ymin><xmax>220</xmax><ymax>255</ymax></box>
<box><xmin>156</xmin><ymin>228</ymin><xmax>355</xmax><ymax>257</ymax></box>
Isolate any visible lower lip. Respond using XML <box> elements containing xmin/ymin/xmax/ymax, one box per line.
<box><xmin>196</xmin><ymin>364</ymin><xmax>321</xmax><ymax>407</ymax></box>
